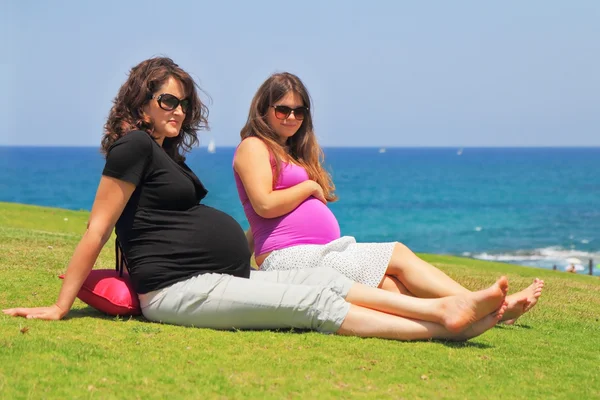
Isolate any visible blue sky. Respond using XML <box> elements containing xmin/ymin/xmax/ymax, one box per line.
<box><xmin>1</xmin><ymin>1</ymin><xmax>598</xmax><ymax>147</ymax></box>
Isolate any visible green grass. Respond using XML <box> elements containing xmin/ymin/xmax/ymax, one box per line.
<box><xmin>1</xmin><ymin>201</ymin><xmax>599</xmax><ymax>399</ymax></box>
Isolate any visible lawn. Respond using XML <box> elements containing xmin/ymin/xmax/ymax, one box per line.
<box><xmin>1</xmin><ymin>202</ymin><xmax>599</xmax><ymax>399</ymax></box>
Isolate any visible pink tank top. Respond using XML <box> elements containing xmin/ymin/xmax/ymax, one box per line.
<box><xmin>234</xmin><ymin>156</ymin><xmax>341</xmax><ymax>257</ymax></box>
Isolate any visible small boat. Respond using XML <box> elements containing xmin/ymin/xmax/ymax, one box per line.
<box><xmin>379</xmin><ymin>148</ymin><xmax>386</xmax><ymax>153</ymax></box>
<box><xmin>457</xmin><ymin>148</ymin><xmax>463</xmax><ymax>156</ymax></box>
<box><xmin>207</xmin><ymin>139</ymin><xmax>216</xmax><ymax>154</ymax></box>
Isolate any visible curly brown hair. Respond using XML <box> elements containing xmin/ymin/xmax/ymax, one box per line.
<box><xmin>101</xmin><ymin>57</ymin><xmax>209</xmax><ymax>162</ymax></box>
<box><xmin>240</xmin><ymin>72</ymin><xmax>337</xmax><ymax>202</ymax></box>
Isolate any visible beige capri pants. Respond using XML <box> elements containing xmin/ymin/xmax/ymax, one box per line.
<box><xmin>139</xmin><ymin>267</ymin><xmax>353</xmax><ymax>333</ymax></box>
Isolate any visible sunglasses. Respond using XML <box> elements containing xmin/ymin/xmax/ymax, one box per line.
<box><xmin>271</xmin><ymin>105</ymin><xmax>309</xmax><ymax>121</ymax></box>
<box><xmin>152</xmin><ymin>93</ymin><xmax>190</xmax><ymax>113</ymax></box>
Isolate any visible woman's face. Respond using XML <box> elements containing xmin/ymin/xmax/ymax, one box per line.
<box><xmin>143</xmin><ymin>76</ymin><xmax>187</xmax><ymax>146</ymax></box>
<box><xmin>266</xmin><ymin>91</ymin><xmax>305</xmax><ymax>144</ymax></box>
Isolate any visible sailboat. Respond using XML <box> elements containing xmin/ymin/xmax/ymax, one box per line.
<box><xmin>207</xmin><ymin>139</ymin><xmax>216</xmax><ymax>154</ymax></box>
<box><xmin>457</xmin><ymin>148</ymin><xmax>463</xmax><ymax>156</ymax></box>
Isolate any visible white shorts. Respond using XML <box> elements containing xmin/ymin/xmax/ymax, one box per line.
<box><xmin>260</xmin><ymin>236</ymin><xmax>395</xmax><ymax>288</ymax></box>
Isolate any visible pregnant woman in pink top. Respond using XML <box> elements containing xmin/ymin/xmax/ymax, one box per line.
<box><xmin>233</xmin><ymin>72</ymin><xmax>544</xmax><ymax>325</ymax></box>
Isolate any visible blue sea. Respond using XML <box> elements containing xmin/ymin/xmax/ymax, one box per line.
<box><xmin>1</xmin><ymin>146</ymin><xmax>598</xmax><ymax>275</ymax></box>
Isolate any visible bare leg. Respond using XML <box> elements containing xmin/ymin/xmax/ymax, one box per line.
<box><xmin>383</xmin><ymin>242</ymin><xmax>544</xmax><ymax>322</ymax></box>
<box><xmin>346</xmin><ymin>277</ymin><xmax>508</xmax><ymax>332</ymax></box>
<box><xmin>337</xmin><ymin>303</ymin><xmax>507</xmax><ymax>341</ymax></box>
<box><xmin>386</xmin><ymin>242</ymin><xmax>471</xmax><ymax>297</ymax></box>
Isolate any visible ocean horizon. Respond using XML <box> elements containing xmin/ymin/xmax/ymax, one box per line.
<box><xmin>1</xmin><ymin>145</ymin><xmax>598</xmax><ymax>275</ymax></box>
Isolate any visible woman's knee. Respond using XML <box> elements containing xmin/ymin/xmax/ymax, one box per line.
<box><xmin>393</xmin><ymin>241</ymin><xmax>411</xmax><ymax>254</ymax></box>
<box><xmin>379</xmin><ymin>275</ymin><xmax>412</xmax><ymax>295</ymax></box>
<box><xmin>386</xmin><ymin>242</ymin><xmax>411</xmax><ymax>274</ymax></box>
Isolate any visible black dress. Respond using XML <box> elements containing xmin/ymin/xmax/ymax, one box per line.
<box><xmin>102</xmin><ymin>131</ymin><xmax>250</xmax><ymax>294</ymax></box>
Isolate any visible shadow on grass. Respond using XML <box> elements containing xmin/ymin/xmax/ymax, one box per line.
<box><xmin>64</xmin><ymin>307</ymin><xmax>148</xmax><ymax>322</ymax></box>
<box><xmin>436</xmin><ymin>340</ymin><xmax>494</xmax><ymax>349</ymax></box>
<box><xmin>64</xmin><ymin>308</ymin><xmax>316</xmax><ymax>335</ymax></box>
<box><xmin>494</xmin><ymin>323</ymin><xmax>532</xmax><ymax>330</ymax></box>
<box><xmin>62</xmin><ymin>309</ymin><xmax>517</xmax><ymax>346</ymax></box>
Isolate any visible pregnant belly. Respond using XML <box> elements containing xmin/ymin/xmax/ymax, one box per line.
<box><xmin>255</xmin><ymin>197</ymin><xmax>340</xmax><ymax>265</ymax></box>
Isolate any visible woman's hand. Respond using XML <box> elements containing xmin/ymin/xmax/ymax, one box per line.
<box><xmin>310</xmin><ymin>181</ymin><xmax>327</xmax><ymax>204</ymax></box>
<box><xmin>3</xmin><ymin>304</ymin><xmax>66</xmax><ymax>320</ymax></box>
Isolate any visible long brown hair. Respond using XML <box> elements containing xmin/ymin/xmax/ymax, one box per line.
<box><xmin>240</xmin><ymin>72</ymin><xmax>337</xmax><ymax>202</ymax></box>
<box><xmin>101</xmin><ymin>57</ymin><xmax>209</xmax><ymax>162</ymax></box>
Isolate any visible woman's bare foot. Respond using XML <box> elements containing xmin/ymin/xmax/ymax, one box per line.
<box><xmin>440</xmin><ymin>276</ymin><xmax>508</xmax><ymax>332</ymax></box>
<box><xmin>501</xmin><ymin>278</ymin><xmax>544</xmax><ymax>323</ymax></box>
<box><xmin>445</xmin><ymin>302</ymin><xmax>508</xmax><ymax>341</ymax></box>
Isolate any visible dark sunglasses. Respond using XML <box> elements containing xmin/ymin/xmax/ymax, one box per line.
<box><xmin>271</xmin><ymin>105</ymin><xmax>309</xmax><ymax>121</ymax></box>
<box><xmin>151</xmin><ymin>93</ymin><xmax>190</xmax><ymax>113</ymax></box>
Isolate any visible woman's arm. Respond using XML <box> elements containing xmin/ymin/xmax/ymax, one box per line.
<box><xmin>3</xmin><ymin>176</ymin><xmax>135</xmax><ymax>320</ymax></box>
<box><xmin>233</xmin><ymin>137</ymin><xmax>325</xmax><ymax>219</ymax></box>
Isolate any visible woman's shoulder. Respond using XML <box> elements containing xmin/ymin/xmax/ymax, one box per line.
<box><xmin>238</xmin><ymin>136</ymin><xmax>268</xmax><ymax>152</ymax></box>
<box><xmin>234</xmin><ymin>137</ymin><xmax>270</xmax><ymax>162</ymax></box>
<box><xmin>102</xmin><ymin>131</ymin><xmax>156</xmax><ymax>182</ymax></box>
<box><xmin>109</xmin><ymin>131</ymin><xmax>155</xmax><ymax>152</ymax></box>
<box><xmin>114</xmin><ymin>130</ymin><xmax>154</xmax><ymax>145</ymax></box>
